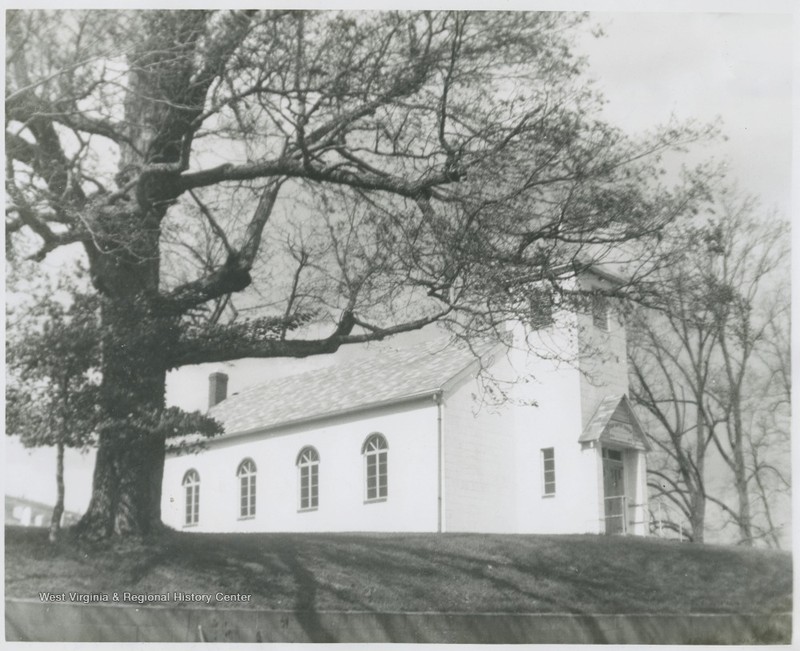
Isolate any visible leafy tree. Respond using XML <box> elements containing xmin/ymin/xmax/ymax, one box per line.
<box><xmin>6</xmin><ymin>10</ymin><xmax>715</xmax><ymax>538</ymax></box>
<box><xmin>6</xmin><ymin>278</ymin><xmax>100</xmax><ymax>541</ymax></box>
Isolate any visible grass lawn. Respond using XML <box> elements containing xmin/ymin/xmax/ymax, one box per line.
<box><xmin>5</xmin><ymin>525</ymin><xmax>791</xmax><ymax>615</ymax></box>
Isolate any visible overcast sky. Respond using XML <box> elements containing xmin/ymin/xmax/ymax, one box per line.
<box><xmin>5</xmin><ymin>4</ymin><xmax>795</xmax><ymax>514</ymax></box>
<box><xmin>579</xmin><ymin>10</ymin><xmax>792</xmax><ymax>215</ymax></box>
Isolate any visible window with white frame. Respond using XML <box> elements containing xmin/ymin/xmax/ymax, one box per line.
<box><xmin>541</xmin><ymin>448</ymin><xmax>556</xmax><ymax>496</ymax></box>
<box><xmin>297</xmin><ymin>447</ymin><xmax>319</xmax><ymax>510</ymax></box>
<box><xmin>363</xmin><ymin>433</ymin><xmax>388</xmax><ymax>501</ymax></box>
<box><xmin>237</xmin><ymin>458</ymin><xmax>257</xmax><ymax>518</ymax></box>
<box><xmin>182</xmin><ymin>469</ymin><xmax>200</xmax><ymax>525</ymax></box>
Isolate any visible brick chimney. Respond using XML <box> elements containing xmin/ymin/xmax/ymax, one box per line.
<box><xmin>208</xmin><ymin>372</ymin><xmax>228</xmax><ymax>409</ymax></box>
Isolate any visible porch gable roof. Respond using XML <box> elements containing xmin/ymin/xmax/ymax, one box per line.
<box><xmin>579</xmin><ymin>395</ymin><xmax>650</xmax><ymax>451</ymax></box>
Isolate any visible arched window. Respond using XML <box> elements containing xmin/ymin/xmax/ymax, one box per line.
<box><xmin>297</xmin><ymin>447</ymin><xmax>319</xmax><ymax>510</ymax></box>
<box><xmin>182</xmin><ymin>469</ymin><xmax>200</xmax><ymax>526</ymax></box>
<box><xmin>237</xmin><ymin>459</ymin><xmax>257</xmax><ymax>518</ymax></box>
<box><xmin>362</xmin><ymin>433</ymin><xmax>388</xmax><ymax>501</ymax></box>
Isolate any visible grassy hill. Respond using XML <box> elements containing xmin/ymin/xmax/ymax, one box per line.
<box><xmin>5</xmin><ymin>526</ymin><xmax>791</xmax><ymax>615</ymax></box>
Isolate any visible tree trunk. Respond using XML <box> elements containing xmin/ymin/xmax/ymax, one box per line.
<box><xmin>734</xmin><ymin>447</ymin><xmax>753</xmax><ymax>546</ymax></box>
<box><xmin>49</xmin><ymin>437</ymin><xmax>65</xmax><ymax>543</ymax></box>
<box><xmin>729</xmin><ymin>393</ymin><xmax>753</xmax><ymax>546</ymax></box>
<box><xmin>689</xmin><ymin>493</ymin><xmax>705</xmax><ymax>544</ymax></box>
<box><xmin>78</xmin><ymin>424</ymin><xmax>167</xmax><ymax>538</ymax></box>
<box><xmin>690</xmin><ymin>403</ymin><xmax>707</xmax><ymax>544</ymax></box>
<box><xmin>76</xmin><ymin>220</ymin><xmax>173</xmax><ymax>539</ymax></box>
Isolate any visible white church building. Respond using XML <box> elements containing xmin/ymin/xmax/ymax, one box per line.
<box><xmin>161</xmin><ymin>273</ymin><xmax>650</xmax><ymax>536</ymax></box>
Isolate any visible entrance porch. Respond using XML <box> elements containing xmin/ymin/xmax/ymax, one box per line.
<box><xmin>579</xmin><ymin>395</ymin><xmax>650</xmax><ymax>536</ymax></box>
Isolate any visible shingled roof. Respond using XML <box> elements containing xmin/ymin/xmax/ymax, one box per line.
<box><xmin>208</xmin><ymin>337</ymin><xmax>500</xmax><ymax>437</ymax></box>
<box><xmin>579</xmin><ymin>395</ymin><xmax>650</xmax><ymax>450</ymax></box>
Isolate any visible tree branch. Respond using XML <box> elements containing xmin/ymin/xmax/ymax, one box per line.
<box><xmin>167</xmin><ymin>308</ymin><xmax>450</xmax><ymax>367</ymax></box>
<box><xmin>177</xmin><ymin>156</ymin><xmax>457</xmax><ymax>198</ymax></box>
<box><xmin>157</xmin><ymin>179</ymin><xmax>284</xmax><ymax>314</ymax></box>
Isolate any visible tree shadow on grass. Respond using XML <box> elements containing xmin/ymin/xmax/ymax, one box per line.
<box><xmin>271</xmin><ymin>542</ymin><xmax>336</xmax><ymax>642</ymax></box>
<box><xmin>248</xmin><ymin>534</ymin><xmax>616</xmax><ymax>643</ymax></box>
<box><xmin>5</xmin><ymin>526</ymin><xmax>792</xmax><ymax>643</ymax></box>
<box><xmin>206</xmin><ymin>532</ymin><xmax>791</xmax><ymax>618</ymax></box>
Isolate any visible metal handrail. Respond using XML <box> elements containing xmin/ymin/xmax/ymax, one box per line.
<box><xmin>650</xmin><ymin>499</ymin><xmax>689</xmax><ymax>541</ymax></box>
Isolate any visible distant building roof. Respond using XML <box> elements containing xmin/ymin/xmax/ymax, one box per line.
<box><xmin>5</xmin><ymin>495</ymin><xmax>81</xmax><ymax>527</ymax></box>
<box><xmin>208</xmin><ymin>337</ymin><xmax>500</xmax><ymax>438</ymax></box>
<box><xmin>5</xmin><ymin>495</ymin><xmax>59</xmax><ymax>512</ymax></box>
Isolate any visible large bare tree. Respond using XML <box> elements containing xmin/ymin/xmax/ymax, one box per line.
<box><xmin>703</xmin><ymin>196</ymin><xmax>790</xmax><ymax>546</ymax></box>
<box><xmin>628</xmin><ymin>259</ymin><xmax>720</xmax><ymax>543</ymax></box>
<box><xmin>6</xmin><ymin>10</ymin><xmax>714</xmax><ymax>538</ymax></box>
<box><xmin>629</xmin><ymin>191</ymin><xmax>790</xmax><ymax>547</ymax></box>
